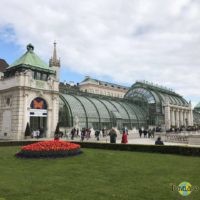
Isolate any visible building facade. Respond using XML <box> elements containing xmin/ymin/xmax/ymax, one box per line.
<box><xmin>125</xmin><ymin>81</ymin><xmax>193</xmax><ymax>130</ymax></box>
<box><xmin>0</xmin><ymin>44</ymin><xmax>197</xmax><ymax>140</ymax></box>
<box><xmin>79</xmin><ymin>76</ymin><xmax>129</xmax><ymax>98</ymax></box>
<box><xmin>0</xmin><ymin>44</ymin><xmax>59</xmax><ymax>140</ymax></box>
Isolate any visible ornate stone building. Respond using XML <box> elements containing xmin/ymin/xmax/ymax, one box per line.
<box><xmin>0</xmin><ymin>44</ymin><xmax>60</xmax><ymax>140</ymax></box>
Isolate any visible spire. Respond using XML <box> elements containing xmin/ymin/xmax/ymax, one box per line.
<box><xmin>53</xmin><ymin>41</ymin><xmax>57</xmax><ymax>61</ymax></box>
<box><xmin>49</xmin><ymin>41</ymin><xmax>60</xmax><ymax>67</ymax></box>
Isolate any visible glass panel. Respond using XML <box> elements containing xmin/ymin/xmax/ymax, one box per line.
<box><xmin>89</xmin><ymin>98</ymin><xmax>111</xmax><ymax>122</ymax></box>
<box><xmin>61</xmin><ymin>94</ymin><xmax>87</xmax><ymax>128</ymax></box>
<box><xmin>76</xmin><ymin>96</ymin><xmax>99</xmax><ymax>123</ymax></box>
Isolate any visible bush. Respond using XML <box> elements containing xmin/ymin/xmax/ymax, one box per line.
<box><xmin>0</xmin><ymin>141</ymin><xmax>200</xmax><ymax>157</ymax></box>
<box><xmin>72</xmin><ymin>142</ymin><xmax>200</xmax><ymax>156</ymax></box>
<box><xmin>24</xmin><ymin>122</ymin><xmax>31</xmax><ymax>137</ymax></box>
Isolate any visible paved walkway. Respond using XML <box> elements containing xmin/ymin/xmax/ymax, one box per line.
<box><xmin>2</xmin><ymin>132</ymin><xmax>199</xmax><ymax>147</ymax></box>
<box><xmin>61</xmin><ymin>133</ymin><xmax>193</xmax><ymax>146</ymax></box>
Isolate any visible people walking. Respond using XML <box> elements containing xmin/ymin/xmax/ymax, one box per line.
<box><xmin>109</xmin><ymin>128</ymin><xmax>117</xmax><ymax>143</ymax></box>
<box><xmin>71</xmin><ymin>128</ymin><xmax>76</xmax><ymax>140</ymax></box>
<box><xmin>139</xmin><ymin>128</ymin><xmax>142</xmax><ymax>138</ymax></box>
<box><xmin>81</xmin><ymin>128</ymin><xmax>86</xmax><ymax>142</ymax></box>
<box><xmin>95</xmin><ymin>130</ymin><xmax>100</xmax><ymax>141</ymax></box>
<box><xmin>143</xmin><ymin>129</ymin><xmax>147</xmax><ymax>138</ymax></box>
<box><xmin>121</xmin><ymin>130</ymin><xmax>128</xmax><ymax>144</ymax></box>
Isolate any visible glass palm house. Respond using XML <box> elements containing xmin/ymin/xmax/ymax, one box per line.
<box><xmin>59</xmin><ymin>80</ymin><xmax>190</xmax><ymax>130</ymax></box>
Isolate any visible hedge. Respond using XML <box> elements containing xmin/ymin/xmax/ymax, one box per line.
<box><xmin>0</xmin><ymin>140</ymin><xmax>200</xmax><ymax>156</ymax></box>
<box><xmin>72</xmin><ymin>142</ymin><xmax>200</xmax><ymax>157</ymax></box>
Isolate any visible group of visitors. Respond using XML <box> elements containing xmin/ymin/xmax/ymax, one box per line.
<box><xmin>94</xmin><ymin>128</ymin><xmax>114</xmax><ymax>141</ymax></box>
<box><xmin>31</xmin><ymin>127</ymin><xmax>44</xmax><ymax>138</ymax></box>
<box><xmin>68</xmin><ymin>127</ymin><xmax>92</xmax><ymax>141</ymax></box>
<box><xmin>70</xmin><ymin>128</ymin><xmax>80</xmax><ymax>140</ymax></box>
<box><xmin>80</xmin><ymin>128</ymin><xmax>91</xmax><ymax>141</ymax></box>
<box><xmin>108</xmin><ymin>127</ymin><xmax>128</xmax><ymax>144</ymax></box>
<box><xmin>32</xmin><ymin>130</ymin><xmax>40</xmax><ymax>138</ymax></box>
<box><xmin>54</xmin><ymin>126</ymin><xmax>165</xmax><ymax>146</ymax></box>
<box><xmin>139</xmin><ymin>128</ymin><xmax>155</xmax><ymax>138</ymax></box>
<box><xmin>167</xmin><ymin>127</ymin><xmax>183</xmax><ymax>133</ymax></box>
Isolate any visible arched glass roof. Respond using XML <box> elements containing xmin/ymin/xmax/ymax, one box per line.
<box><xmin>59</xmin><ymin>93</ymin><xmax>147</xmax><ymax>129</ymax></box>
<box><xmin>125</xmin><ymin>81</ymin><xmax>188</xmax><ymax>107</ymax></box>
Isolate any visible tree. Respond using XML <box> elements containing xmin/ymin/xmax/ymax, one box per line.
<box><xmin>25</xmin><ymin>122</ymin><xmax>31</xmax><ymax>137</ymax></box>
<box><xmin>55</xmin><ymin>122</ymin><xmax>60</xmax><ymax>135</ymax></box>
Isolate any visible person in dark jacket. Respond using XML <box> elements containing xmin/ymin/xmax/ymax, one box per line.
<box><xmin>95</xmin><ymin>130</ymin><xmax>100</xmax><ymax>141</ymax></box>
<box><xmin>139</xmin><ymin>128</ymin><xmax>142</xmax><ymax>138</ymax></box>
<box><xmin>109</xmin><ymin>128</ymin><xmax>117</xmax><ymax>143</ymax></box>
<box><xmin>155</xmin><ymin>137</ymin><xmax>164</xmax><ymax>145</ymax></box>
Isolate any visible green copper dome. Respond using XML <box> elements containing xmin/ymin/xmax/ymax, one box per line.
<box><xmin>9</xmin><ymin>44</ymin><xmax>50</xmax><ymax>71</ymax></box>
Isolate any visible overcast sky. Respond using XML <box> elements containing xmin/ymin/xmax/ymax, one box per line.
<box><xmin>0</xmin><ymin>0</ymin><xmax>200</xmax><ymax>106</ymax></box>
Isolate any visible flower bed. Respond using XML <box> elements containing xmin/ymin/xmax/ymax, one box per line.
<box><xmin>16</xmin><ymin>140</ymin><xmax>82</xmax><ymax>158</ymax></box>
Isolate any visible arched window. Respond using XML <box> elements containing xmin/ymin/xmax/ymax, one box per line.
<box><xmin>30</xmin><ymin>97</ymin><xmax>47</xmax><ymax>109</ymax></box>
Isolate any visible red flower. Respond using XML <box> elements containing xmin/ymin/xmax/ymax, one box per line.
<box><xmin>21</xmin><ymin>141</ymin><xmax>80</xmax><ymax>152</ymax></box>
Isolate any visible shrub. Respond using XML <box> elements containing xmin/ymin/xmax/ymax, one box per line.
<box><xmin>24</xmin><ymin>122</ymin><xmax>31</xmax><ymax>137</ymax></box>
<box><xmin>71</xmin><ymin>142</ymin><xmax>200</xmax><ymax>156</ymax></box>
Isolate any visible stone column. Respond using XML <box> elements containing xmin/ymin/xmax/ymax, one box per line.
<box><xmin>186</xmin><ymin>111</ymin><xmax>190</xmax><ymax>126</ymax></box>
<box><xmin>179</xmin><ymin>110</ymin><xmax>183</xmax><ymax>126</ymax></box>
<box><xmin>171</xmin><ymin>109</ymin><xmax>175</xmax><ymax>126</ymax></box>
<box><xmin>175</xmin><ymin>109</ymin><xmax>180</xmax><ymax>128</ymax></box>
<box><xmin>165</xmin><ymin>104</ymin><xmax>171</xmax><ymax>130</ymax></box>
<box><xmin>170</xmin><ymin>109</ymin><xmax>173</xmax><ymax>127</ymax></box>
<box><xmin>183</xmin><ymin>111</ymin><xmax>186</xmax><ymax>126</ymax></box>
<box><xmin>190</xmin><ymin>109</ymin><xmax>194</xmax><ymax>126</ymax></box>
<box><xmin>22</xmin><ymin>93</ymin><xmax>29</xmax><ymax>140</ymax></box>
<box><xmin>182</xmin><ymin>110</ymin><xmax>185</xmax><ymax>126</ymax></box>
<box><xmin>47</xmin><ymin>108</ymin><xmax>52</xmax><ymax>138</ymax></box>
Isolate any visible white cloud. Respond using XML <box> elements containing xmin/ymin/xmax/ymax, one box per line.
<box><xmin>0</xmin><ymin>0</ymin><xmax>200</xmax><ymax>105</ymax></box>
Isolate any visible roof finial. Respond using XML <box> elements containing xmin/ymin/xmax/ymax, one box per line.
<box><xmin>27</xmin><ymin>44</ymin><xmax>34</xmax><ymax>52</ymax></box>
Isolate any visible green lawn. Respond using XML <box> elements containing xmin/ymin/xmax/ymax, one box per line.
<box><xmin>0</xmin><ymin>146</ymin><xmax>199</xmax><ymax>200</ymax></box>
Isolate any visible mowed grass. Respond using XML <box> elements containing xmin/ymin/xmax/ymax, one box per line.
<box><xmin>0</xmin><ymin>147</ymin><xmax>199</xmax><ymax>200</ymax></box>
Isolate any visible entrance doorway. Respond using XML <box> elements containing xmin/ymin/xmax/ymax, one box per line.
<box><xmin>30</xmin><ymin>117</ymin><xmax>47</xmax><ymax>137</ymax></box>
<box><xmin>29</xmin><ymin>97</ymin><xmax>48</xmax><ymax>138</ymax></box>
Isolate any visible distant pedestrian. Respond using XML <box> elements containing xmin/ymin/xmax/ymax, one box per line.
<box><xmin>139</xmin><ymin>128</ymin><xmax>142</xmax><ymax>138</ymax></box>
<box><xmin>71</xmin><ymin>128</ymin><xmax>76</xmax><ymax>140</ymax></box>
<box><xmin>109</xmin><ymin>128</ymin><xmax>117</xmax><ymax>144</ymax></box>
<box><xmin>102</xmin><ymin>128</ymin><xmax>105</xmax><ymax>137</ymax></box>
<box><xmin>148</xmin><ymin>129</ymin><xmax>152</xmax><ymax>138</ymax></box>
<box><xmin>121</xmin><ymin>130</ymin><xmax>128</xmax><ymax>144</ymax></box>
<box><xmin>76</xmin><ymin>128</ymin><xmax>79</xmax><ymax>137</ymax></box>
<box><xmin>95</xmin><ymin>130</ymin><xmax>100</xmax><ymax>141</ymax></box>
<box><xmin>143</xmin><ymin>129</ymin><xmax>147</xmax><ymax>138</ymax></box>
<box><xmin>155</xmin><ymin>137</ymin><xmax>164</xmax><ymax>145</ymax></box>
<box><xmin>36</xmin><ymin>129</ymin><xmax>40</xmax><ymax>139</ymax></box>
<box><xmin>81</xmin><ymin>128</ymin><xmax>86</xmax><ymax>142</ymax></box>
